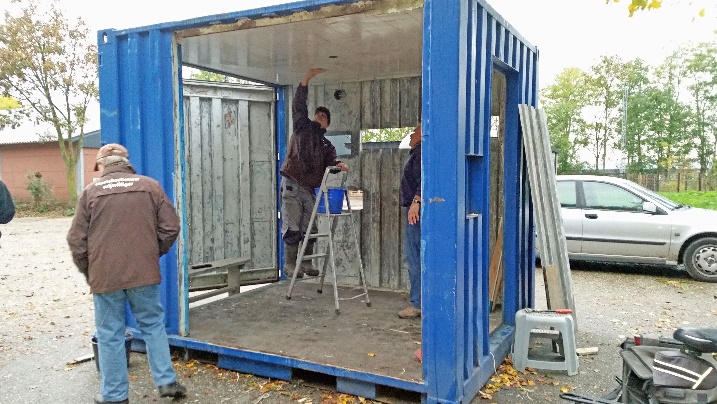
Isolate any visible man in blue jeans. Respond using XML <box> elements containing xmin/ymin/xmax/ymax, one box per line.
<box><xmin>398</xmin><ymin>124</ymin><xmax>422</xmax><ymax>319</ymax></box>
<box><xmin>67</xmin><ymin>143</ymin><xmax>186</xmax><ymax>403</ymax></box>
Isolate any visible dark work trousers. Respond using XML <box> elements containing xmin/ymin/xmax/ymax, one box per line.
<box><xmin>280</xmin><ymin>176</ymin><xmax>318</xmax><ymax>245</ymax></box>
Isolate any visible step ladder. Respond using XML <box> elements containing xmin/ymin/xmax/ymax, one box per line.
<box><xmin>285</xmin><ymin>166</ymin><xmax>371</xmax><ymax>314</ymax></box>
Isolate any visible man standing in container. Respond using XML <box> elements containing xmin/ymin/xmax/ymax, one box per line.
<box><xmin>398</xmin><ymin>124</ymin><xmax>422</xmax><ymax>319</ymax></box>
<box><xmin>67</xmin><ymin>143</ymin><xmax>186</xmax><ymax>404</ymax></box>
<box><xmin>280</xmin><ymin>68</ymin><xmax>347</xmax><ymax>279</ymax></box>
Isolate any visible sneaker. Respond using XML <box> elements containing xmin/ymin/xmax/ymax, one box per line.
<box><xmin>158</xmin><ymin>381</ymin><xmax>187</xmax><ymax>398</ymax></box>
<box><xmin>398</xmin><ymin>306</ymin><xmax>421</xmax><ymax>319</ymax></box>
<box><xmin>94</xmin><ymin>394</ymin><xmax>128</xmax><ymax>404</ymax></box>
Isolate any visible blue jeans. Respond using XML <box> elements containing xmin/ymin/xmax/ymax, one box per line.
<box><xmin>405</xmin><ymin>212</ymin><xmax>421</xmax><ymax>309</ymax></box>
<box><xmin>93</xmin><ymin>284</ymin><xmax>177</xmax><ymax>401</ymax></box>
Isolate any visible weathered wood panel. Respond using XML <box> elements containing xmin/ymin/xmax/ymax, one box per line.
<box><xmin>182</xmin><ymin>82</ymin><xmax>276</xmax><ymax>274</ymax></box>
<box><xmin>356</xmin><ymin>148</ymin><xmax>409</xmax><ymax>290</ymax></box>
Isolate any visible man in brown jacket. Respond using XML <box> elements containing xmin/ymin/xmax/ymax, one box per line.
<box><xmin>67</xmin><ymin>143</ymin><xmax>186</xmax><ymax>404</ymax></box>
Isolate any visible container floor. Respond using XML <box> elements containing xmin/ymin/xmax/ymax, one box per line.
<box><xmin>187</xmin><ymin>279</ymin><xmax>424</xmax><ymax>382</ymax></box>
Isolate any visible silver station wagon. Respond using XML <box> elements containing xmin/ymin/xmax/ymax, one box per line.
<box><xmin>556</xmin><ymin>175</ymin><xmax>717</xmax><ymax>282</ymax></box>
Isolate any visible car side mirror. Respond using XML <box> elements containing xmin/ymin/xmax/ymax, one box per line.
<box><xmin>643</xmin><ymin>201</ymin><xmax>657</xmax><ymax>213</ymax></box>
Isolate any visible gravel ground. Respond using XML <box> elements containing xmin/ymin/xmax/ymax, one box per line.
<box><xmin>1</xmin><ymin>217</ymin><xmax>715</xmax><ymax>404</ymax></box>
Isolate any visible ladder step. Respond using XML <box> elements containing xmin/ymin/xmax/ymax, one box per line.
<box><xmin>307</xmin><ymin>232</ymin><xmax>329</xmax><ymax>239</ymax></box>
<box><xmin>300</xmin><ymin>253</ymin><xmax>327</xmax><ymax>260</ymax></box>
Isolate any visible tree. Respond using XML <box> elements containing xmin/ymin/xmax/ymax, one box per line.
<box><xmin>612</xmin><ymin>0</ymin><xmax>708</xmax><ymax>18</ymax></box>
<box><xmin>540</xmin><ymin>67</ymin><xmax>591</xmax><ymax>173</ymax></box>
<box><xmin>586</xmin><ymin>55</ymin><xmax>628</xmax><ymax>170</ymax></box>
<box><xmin>190</xmin><ymin>70</ymin><xmax>239</xmax><ymax>83</ymax></box>
<box><xmin>361</xmin><ymin>127</ymin><xmax>411</xmax><ymax>143</ymax></box>
<box><xmin>621</xmin><ymin>58</ymin><xmax>652</xmax><ymax>173</ymax></box>
<box><xmin>682</xmin><ymin>41</ymin><xmax>717</xmax><ymax>189</ymax></box>
<box><xmin>0</xmin><ymin>95</ymin><xmax>22</xmax><ymax>129</ymax></box>
<box><xmin>0</xmin><ymin>0</ymin><xmax>98</xmax><ymax>206</ymax></box>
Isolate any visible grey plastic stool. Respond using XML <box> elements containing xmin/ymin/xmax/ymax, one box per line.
<box><xmin>512</xmin><ymin>309</ymin><xmax>578</xmax><ymax>375</ymax></box>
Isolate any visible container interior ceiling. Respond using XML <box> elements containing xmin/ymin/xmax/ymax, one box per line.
<box><xmin>178</xmin><ymin>1</ymin><xmax>424</xmax><ymax>86</ymax></box>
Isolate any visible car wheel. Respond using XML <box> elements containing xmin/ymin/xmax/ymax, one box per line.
<box><xmin>684</xmin><ymin>237</ymin><xmax>717</xmax><ymax>282</ymax></box>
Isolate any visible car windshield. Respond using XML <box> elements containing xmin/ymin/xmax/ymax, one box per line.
<box><xmin>622</xmin><ymin>181</ymin><xmax>682</xmax><ymax>210</ymax></box>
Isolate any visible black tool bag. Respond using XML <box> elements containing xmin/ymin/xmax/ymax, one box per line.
<box><xmin>653</xmin><ymin>351</ymin><xmax>717</xmax><ymax>390</ymax></box>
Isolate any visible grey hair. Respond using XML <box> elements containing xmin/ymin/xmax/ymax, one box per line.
<box><xmin>99</xmin><ymin>155</ymin><xmax>129</xmax><ymax>167</ymax></box>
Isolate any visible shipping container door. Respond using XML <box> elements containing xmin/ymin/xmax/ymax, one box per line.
<box><xmin>181</xmin><ymin>81</ymin><xmax>278</xmax><ymax>290</ymax></box>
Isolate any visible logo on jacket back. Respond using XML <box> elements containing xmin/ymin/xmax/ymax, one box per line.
<box><xmin>95</xmin><ymin>177</ymin><xmax>140</xmax><ymax>190</ymax></box>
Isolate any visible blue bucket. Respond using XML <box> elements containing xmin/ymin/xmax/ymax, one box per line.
<box><xmin>315</xmin><ymin>188</ymin><xmax>345</xmax><ymax>214</ymax></box>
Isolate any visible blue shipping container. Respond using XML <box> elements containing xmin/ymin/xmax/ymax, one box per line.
<box><xmin>97</xmin><ymin>1</ymin><xmax>539</xmax><ymax>402</ymax></box>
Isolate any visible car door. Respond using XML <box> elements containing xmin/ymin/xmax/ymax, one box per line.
<box><xmin>578</xmin><ymin>180</ymin><xmax>672</xmax><ymax>262</ymax></box>
<box><xmin>556</xmin><ymin>180</ymin><xmax>583</xmax><ymax>254</ymax></box>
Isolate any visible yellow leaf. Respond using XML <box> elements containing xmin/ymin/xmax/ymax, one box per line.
<box><xmin>367</xmin><ymin>353</ymin><xmax>375</xmax><ymax>357</ymax></box>
<box><xmin>0</xmin><ymin>96</ymin><xmax>20</xmax><ymax>110</ymax></box>
<box><xmin>648</xmin><ymin>0</ymin><xmax>661</xmax><ymax>10</ymax></box>
<box><xmin>699</xmin><ymin>8</ymin><xmax>706</xmax><ymax>17</ymax></box>
<box><xmin>560</xmin><ymin>386</ymin><xmax>575</xmax><ymax>393</ymax></box>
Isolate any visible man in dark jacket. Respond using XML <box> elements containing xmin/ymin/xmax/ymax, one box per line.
<box><xmin>279</xmin><ymin>68</ymin><xmax>347</xmax><ymax>278</ymax></box>
<box><xmin>398</xmin><ymin>124</ymin><xmax>422</xmax><ymax>319</ymax></box>
<box><xmin>67</xmin><ymin>143</ymin><xmax>186</xmax><ymax>404</ymax></box>
<box><xmin>0</xmin><ymin>179</ymin><xmax>15</xmax><ymax>243</ymax></box>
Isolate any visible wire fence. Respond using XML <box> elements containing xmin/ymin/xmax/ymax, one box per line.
<box><xmin>620</xmin><ymin>171</ymin><xmax>716</xmax><ymax>192</ymax></box>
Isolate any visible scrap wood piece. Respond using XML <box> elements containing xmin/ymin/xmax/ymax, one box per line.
<box><xmin>488</xmin><ymin>218</ymin><xmax>504</xmax><ymax>312</ymax></box>
<box><xmin>576</xmin><ymin>347</ymin><xmax>599</xmax><ymax>356</ymax></box>
<box><xmin>66</xmin><ymin>353</ymin><xmax>94</xmax><ymax>366</ymax></box>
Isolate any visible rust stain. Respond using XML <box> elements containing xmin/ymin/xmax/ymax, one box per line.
<box><xmin>175</xmin><ymin>0</ymin><xmax>422</xmax><ymax>41</ymax></box>
<box><xmin>224</xmin><ymin>110</ymin><xmax>235</xmax><ymax>129</ymax></box>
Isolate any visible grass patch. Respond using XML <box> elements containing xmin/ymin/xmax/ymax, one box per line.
<box><xmin>657</xmin><ymin>191</ymin><xmax>717</xmax><ymax>211</ymax></box>
<box><xmin>14</xmin><ymin>202</ymin><xmax>75</xmax><ymax>218</ymax></box>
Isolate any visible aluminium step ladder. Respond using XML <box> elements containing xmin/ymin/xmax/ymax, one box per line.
<box><xmin>285</xmin><ymin>166</ymin><xmax>371</xmax><ymax>314</ymax></box>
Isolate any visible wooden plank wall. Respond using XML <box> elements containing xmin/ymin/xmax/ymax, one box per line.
<box><xmin>361</xmin><ymin>148</ymin><xmax>409</xmax><ymax>290</ymax></box>
<box><xmin>315</xmin><ymin>148</ymin><xmax>409</xmax><ymax>290</ymax></box>
<box><xmin>183</xmin><ymin>83</ymin><xmax>277</xmax><ymax>271</ymax></box>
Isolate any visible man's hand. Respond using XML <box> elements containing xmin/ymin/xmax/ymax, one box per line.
<box><xmin>337</xmin><ymin>162</ymin><xmax>349</xmax><ymax>172</ymax></box>
<box><xmin>301</xmin><ymin>68</ymin><xmax>326</xmax><ymax>85</ymax></box>
<box><xmin>73</xmin><ymin>256</ymin><xmax>90</xmax><ymax>284</ymax></box>
<box><xmin>408</xmin><ymin>201</ymin><xmax>420</xmax><ymax>225</ymax></box>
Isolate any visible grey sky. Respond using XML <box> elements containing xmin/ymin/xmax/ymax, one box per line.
<box><xmin>1</xmin><ymin>0</ymin><xmax>715</xmax><ymax>141</ymax></box>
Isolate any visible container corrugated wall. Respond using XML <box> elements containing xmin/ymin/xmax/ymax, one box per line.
<box><xmin>421</xmin><ymin>0</ymin><xmax>537</xmax><ymax>402</ymax></box>
<box><xmin>97</xmin><ymin>29</ymin><xmax>181</xmax><ymax>331</ymax></box>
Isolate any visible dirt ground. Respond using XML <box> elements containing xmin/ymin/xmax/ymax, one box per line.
<box><xmin>1</xmin><ymin>217</ymin><xmax>716</xmax><ymax>403</ymax></box>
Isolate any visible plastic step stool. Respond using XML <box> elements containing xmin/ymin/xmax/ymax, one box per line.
<box><xmin>512</xmin><ymin>309</ymin><xmax>578</xmax><ymax>376</ymax></box>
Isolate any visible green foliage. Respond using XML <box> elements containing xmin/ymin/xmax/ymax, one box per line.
<box><xmin>189</xmin><ymin>69</ymin><xmax>255</xmax><ymax>84</ymax></box>
<box><xmin>542</xmin><ymin>39</ymin><xmax>717</xmax><ymax>181</ymax></box>
<box><xmin>25</xmin><ymin>172</ymin><xmax>53</xmax><ymax>209</ymax></box>
<box><xmin>657</xmin><ymin>190</ymin><xmax>717</xmax><ymax>210</ymax></box>
<box><xmin>0</xmin><ymin>0</ymin><xmax>98</xmax><ymax>206</ymax></box>
<box><xmin>586</xmin><ymin>55</ymin><xmax>630</xmax><ymax>170</ymax></box>
<box><xmin>361</xmin><ymin>127</ymin><xmax>412</xmax><ymax>143</ymax></box>
<box><xmin>541</xmin><ymin>68</ymin><xmax>591</xmax><ymax>173</ymax></box>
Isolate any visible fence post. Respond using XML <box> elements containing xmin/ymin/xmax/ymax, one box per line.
<box><xmin>677</xmin><ymin>172</ymin><xmax>681</xmax><ymax>192</ymax></box>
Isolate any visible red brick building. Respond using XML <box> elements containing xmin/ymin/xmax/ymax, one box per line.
<box><xmin>0</xmin><ymin>131</ymin><xmax>101</xmax><ymax>204</ymax></box>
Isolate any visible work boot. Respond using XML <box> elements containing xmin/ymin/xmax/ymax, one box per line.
<box><xmin>284</xmin><ymin>242</ymin><xmax>303</xmax><ymax>279</ymax></box>
<box><xmin>300</xmin><ymin>241</ymin><xmax>320</xmax><ymax>276</ymax></box>
<box><xmin>398</xmin><ymin>306</ymin><xmax>421</xmax><ymax>319</ymax></box>
<box><xmin>94</xmin><ymin>394</ymin><xmax>129</xmax><ymax>404</ymax></box>
<box><xmin>158</xmin><ymin>381</ymin><xmax>187</xmax><ymax>398</ymax></box>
